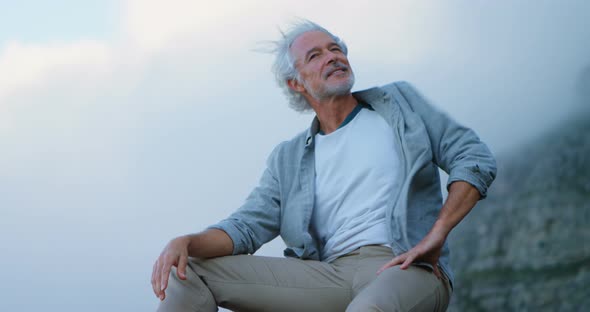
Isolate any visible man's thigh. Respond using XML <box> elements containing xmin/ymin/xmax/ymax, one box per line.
<box><xmin>347</xmin><ymin>264</ymin><xmax>452</xmax><ymax>312</ymax></box>
<box><xmin>191</xmin><ymin>254</ymin><xmax>353</xmax><ymax>312</ymax></box>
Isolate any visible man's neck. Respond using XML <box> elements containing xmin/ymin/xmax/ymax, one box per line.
<box><xmin>310</xmin><ymin>94</ymin><xmax>358</xmax><ymax>135</ymax></box>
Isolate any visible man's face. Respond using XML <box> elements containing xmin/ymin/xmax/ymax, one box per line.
<box><xmin>289</xmin><ymin>31</ymin><xmax>355</xmax><ymax>101</ymax></box>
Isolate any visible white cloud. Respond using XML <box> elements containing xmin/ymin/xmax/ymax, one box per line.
<box><xmin>0</xmin><ymin>40</ymin><xmax>111</xmax><ymax>100</ymax></box>
<box><xmin>0</xmin><ymin>0</ymin><xmax>443</xmax><ymax>108</ymax></box>
<box><xmin>122</xmin><ymin>0</ymin><xmax>279</xmax><ymax>52</ymax></box>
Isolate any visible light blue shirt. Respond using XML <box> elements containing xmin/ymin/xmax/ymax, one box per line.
<box><xmin>208</xmin><ymin>81</ymin><xmax>497</xmax><ymax>287</ymax></box>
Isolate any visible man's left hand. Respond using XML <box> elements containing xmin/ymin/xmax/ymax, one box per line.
<box><xmin>376</xmin><ymin>227</ymin><xmax>447</xmax><ymax>279</ymax></box>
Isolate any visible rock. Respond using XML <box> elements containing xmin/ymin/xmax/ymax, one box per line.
<box><xmin>448</xmin><ymin>114</ymin><xmax>590</xmax><ymax>312</ymax></box>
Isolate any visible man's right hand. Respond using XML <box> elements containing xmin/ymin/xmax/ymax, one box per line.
<box><xmin>151</xmin><ymin>236</ymin><xmax>190</xmax><ymax>301</ymax></box>
<box><xmin>150</xmin><ymin>229</ymin><xmax>234</xmax><ymax>301</ymax></box>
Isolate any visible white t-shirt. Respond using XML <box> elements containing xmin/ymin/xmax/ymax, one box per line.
<box><xmin>311</xmin><ymin>105</ymin><xmax>400</xmax><ymax>262</ymax></box>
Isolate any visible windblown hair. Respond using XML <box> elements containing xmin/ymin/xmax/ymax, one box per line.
<box><xmin>268</xmin><ymin>20</ymin><xmax>349</xmax><ymax>112</ymax></box>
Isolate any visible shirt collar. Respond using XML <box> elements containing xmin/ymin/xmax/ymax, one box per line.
<box><xmin>304</xmin><ymin>86</ymin><xmax>387</xmax><ymax>148</ymax></box>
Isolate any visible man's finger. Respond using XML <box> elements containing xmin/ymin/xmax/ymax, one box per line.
<box><xmin>377</xmin><ymin>255</ymin><xmax>403</xmax><ymax>274</ymax></box>
<box><xmin>399</xmin><ymin>254</ymin><xmax>415</xmax><ymax>270</ymax></box>
<box><xmin>389</xmin><ymin>255</ymin><xmax>405</xmax><ymax>268</ymax></box>
<box><xmin>376</xmin><ymin>261</ymin><xmax>391</xmax><ymax>275</ymax></box>
<box><xmin>390</xmin><ymin>255</ymin><xmax>404</xmax><ymax>265</ymax></box>
<box><xmin>154</xmin><ymin>260</ymin><xmax>163</xmax><ymax>299</ymax></box>
<box><xmin>160</xmin><ymin>264</ymin><xmax>171</xmax><ymax>293</ymax></box>
<box><xmin>432</xmin><ymin>264</ymin><xmax>442</xmax><ymax>280</ymax></box>
<box><xmin>151</xmin><ymin>261</ymin><xmax>159</xmax><ymax>297</ymax></box>
<box><xmin>177</xmin><ymin>254</ymin><xmax>188</xmax><ymax>280</ymax></box>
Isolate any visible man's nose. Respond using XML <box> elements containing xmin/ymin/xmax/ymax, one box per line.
<box><xmin>324</xmin><ymin>50</ymin><xmax>339</xmax><ymax>65</ymax></box>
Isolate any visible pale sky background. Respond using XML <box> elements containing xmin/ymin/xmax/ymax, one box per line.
<box><xmin>1</xmin><ymin>1</ymin><xmax>589</xmax><ymax>311</ymax></box>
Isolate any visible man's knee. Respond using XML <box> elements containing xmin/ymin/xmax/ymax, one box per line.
<box><xmin>167</xmin><ymin>267</ymin><xmax>186</xmax><ymax>288</ymax></box>
<box><xmin>163</xmin><ymin>266</ymin><xmax>202</xmax><ymax>299</ymax></box>
<box><xmin>158</xmin><ymin>264</ymin><xmax>217</xmax><ymax>312</ymax></box>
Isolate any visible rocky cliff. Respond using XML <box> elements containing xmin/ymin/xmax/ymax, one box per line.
<box><xmin>448</xmin><ymin>114</ymin><xmax>590</xmax><ymax>311</ymax></box>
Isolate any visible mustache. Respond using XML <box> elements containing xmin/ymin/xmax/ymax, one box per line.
<box><xmin>324</xmin><ymin>62</ymin><xmax>349</xmax><ymax>78</ymax></box>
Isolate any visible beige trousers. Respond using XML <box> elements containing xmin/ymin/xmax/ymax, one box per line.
<box><xmin>157</xmin><ymin>245</ymin><xmax>451</xmax><ymax>312</ymax></box>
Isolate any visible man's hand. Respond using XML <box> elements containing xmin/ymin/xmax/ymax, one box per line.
<box><xmin>377</xmin><ymin>181</ymin><xmax>481</xmax><ymax>278</ymax></box>
<box><xmin>150</xmin><ymin>229</ymin><xmax>234</xmax><ymax>301</ymax></box>
<box><xmin>377</xmin><ymin>225</ymin><xmax>448</xmax><ymax>279</ymax></box>
<box><xmin>151</xmin><ymin>236</ymin><xmax>190</xmax><ymax>301</ymax></box>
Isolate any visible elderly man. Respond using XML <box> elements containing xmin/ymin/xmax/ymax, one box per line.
<box><xmin>152</xmin><ymin>20</ymin><xmax>496</xmax><ymax>312</ymax></box>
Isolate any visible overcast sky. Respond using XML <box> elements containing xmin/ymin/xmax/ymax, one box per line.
<box><xmin>1</xmin><ymin>1</ymin><xmax>589</xmax><ymax>311</ymax></box>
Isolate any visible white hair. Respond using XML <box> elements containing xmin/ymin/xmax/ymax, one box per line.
<box><xmin>268</xmin><ymin>20</ymin><xmax>349</xmax><ymax>112</ymax></box>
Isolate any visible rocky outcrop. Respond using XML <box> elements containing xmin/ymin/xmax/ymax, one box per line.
<box><xmin>448</xmin><ymin>114</ymin><xmax>590</xmax><ymax>311</ymax></box>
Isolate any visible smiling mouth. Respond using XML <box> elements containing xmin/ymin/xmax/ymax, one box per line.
<box><xmin>326</xmin><ymin>67</ymin><xmax>348</xmax><ymax>78</ymax></box>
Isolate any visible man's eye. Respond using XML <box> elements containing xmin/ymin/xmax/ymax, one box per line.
<box><xmin>331</xmin><ymin>47</ymin><xmax>342</xmax><ymax>52</ymax></box>
<box><xmin>309</xmin><ymin>53</ymin><xmax>318</xmax><ymax>60</ymax></box>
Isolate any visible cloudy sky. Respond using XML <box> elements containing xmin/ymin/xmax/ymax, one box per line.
<box><xmin>1</xmin><ymin>1</ymin><xmax>589</xmax><ymax>311</ymax></box>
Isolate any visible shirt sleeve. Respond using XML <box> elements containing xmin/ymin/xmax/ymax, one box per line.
<box><xmin>206</xmin><ymin>143</ymin><xmax>282</xmax><ymax>255</ymax></box>
<box><xmin>395</xmin><ymin>81</ymin><xmax>497</xmax><ymax>199</ymax></box>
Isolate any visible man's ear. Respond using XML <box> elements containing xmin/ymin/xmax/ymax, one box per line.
<box><xmin>287</xmin><ymin>79</ymin><xmax>305</xmax><ymax>93</ymax></box>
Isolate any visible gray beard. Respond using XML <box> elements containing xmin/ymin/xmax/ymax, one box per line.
<box><xmin>305</xmin><ymin>71</ymin><xmax>355</xmax><ymax>101</ymax></box>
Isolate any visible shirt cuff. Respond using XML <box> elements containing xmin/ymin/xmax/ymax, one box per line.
<box><xmin>446</xmin><ymin>166</ymin><xmax>490</xmax><ymax>199</ymax></box>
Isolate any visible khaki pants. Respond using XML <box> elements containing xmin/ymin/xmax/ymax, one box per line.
<box><xmin>157</xmin><ymin>245</ymin><xmax>451</xmax><ymax>312</ymax></box>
